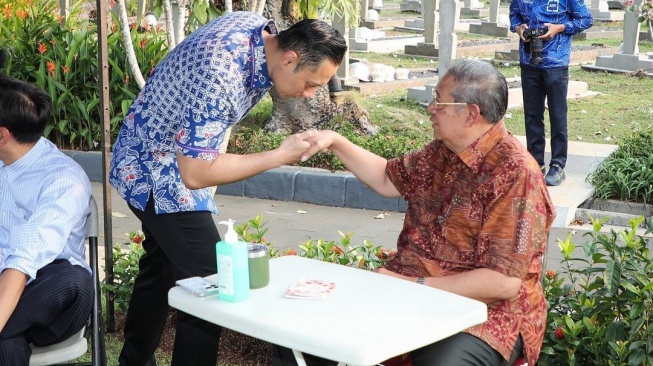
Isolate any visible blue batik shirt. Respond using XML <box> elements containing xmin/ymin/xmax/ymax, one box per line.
<box><xmin>509</xmin><ymin>0</ymin><xmax>593</xmax><ymax>68</ymax></box>
<box><xmin>110</xmin><ymin>12</ymin><xmax>276</xmax><ymax>214</ymax></box>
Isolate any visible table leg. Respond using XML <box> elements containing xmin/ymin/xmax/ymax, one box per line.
<box><xmin>292</xmin><ymin>349</ymin><xmax>308</xmax><ymax>366</ymax></box>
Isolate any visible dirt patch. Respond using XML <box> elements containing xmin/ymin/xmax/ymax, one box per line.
<box><xmin>111</xmin><ymin>310</ymin><xmax>273</xmax><ymax>365</ymax></box>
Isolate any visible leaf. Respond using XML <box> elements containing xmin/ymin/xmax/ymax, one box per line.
<box><xmin>604</xmin><ymin>259</ymin><xmax>621</xmax><ymax>293</ymax></box>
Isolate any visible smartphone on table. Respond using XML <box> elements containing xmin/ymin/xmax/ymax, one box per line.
<box><xmin>176</xmin><ymin>276</ymin><xmax>220</xmax><ymax>297</ymax></box>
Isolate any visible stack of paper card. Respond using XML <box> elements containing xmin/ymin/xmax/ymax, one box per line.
<box><xmin>285</xmin><ymin>279</ymin><xmax>336</xmax><ymax>299</ymax></box>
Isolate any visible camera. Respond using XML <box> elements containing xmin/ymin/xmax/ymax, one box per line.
<box><xmin>523</xmin><ymin>28</ymin><xmax>547</xmax><ymax>65</ymax></box>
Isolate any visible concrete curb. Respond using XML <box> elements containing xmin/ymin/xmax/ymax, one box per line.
<box><xmin>63</xmin><ymin>151</ymin><xmax>408</xmax><ymax>213</ymax></box>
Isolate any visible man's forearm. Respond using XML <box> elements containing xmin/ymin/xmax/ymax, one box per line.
<box><xmin>0</xmin><ymin>269</ymin><xmax>28</xmax><ymax>333</ymax></box>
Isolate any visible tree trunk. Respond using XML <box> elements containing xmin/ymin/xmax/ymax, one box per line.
<box><xmin>262</xmin><ymin>0</ymin><xmax>377</xmax><ymax>135</ymax></box>
<box><xmin>265</xmin><ymin>85</ymin><xmax>379</xmax><ymax>135</ymax></box>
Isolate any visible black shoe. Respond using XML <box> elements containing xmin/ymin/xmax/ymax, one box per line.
<box><xmin>540</xmin><ymin>165</ymin><xmax>546</xmax><ymax>176</ymax></box>
<box><xmin>545</xmin><ymin>164</ymin><xmax>565</xmax><ymax>186</ymax></box>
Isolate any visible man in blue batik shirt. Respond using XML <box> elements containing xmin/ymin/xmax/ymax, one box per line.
<box><xmin>109</xmin><ymin>11</ymin><xmax>347</xmax><ymax>366</ymax></box>
<box><xmin>510</xmin><ymin>0</ymin><xmax>593</xmax><ymax>186</ymax></box>
<box><xmin>0</xmin><ymin>75</ymin><xmax>94</xmax><ymax>366</ymax></box>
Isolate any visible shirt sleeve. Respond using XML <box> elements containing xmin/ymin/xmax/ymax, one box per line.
<box><xmin>174</xmin><ymin>66</ymin><xmax>241</xmax><ymax>160</ymax></box>
<box><xmin>509</xmin><ymin>0</ymin><xmax>526</xmax><ymax>33</ymax></box>
<box><xmin>563</xmin><ymin>0</ymin><xmax>594</xmax><ymax>35</ymax></box>
<box><xmin>3</xmin><ymin>177</ymin><xmax>91</xmax><ymax>280</ymax></box>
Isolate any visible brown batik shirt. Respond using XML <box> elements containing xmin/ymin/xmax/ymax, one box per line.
<box><xmin>385</xmin><ymin>121</ymin><xmax>555</xmax><ymax>365</ymax></box>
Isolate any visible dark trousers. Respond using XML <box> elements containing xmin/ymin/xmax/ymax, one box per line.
<box><xmin>411</xmin><ymin>333</ymin><xmax>523</xmax><ymax>366</ymax></box>
<box><xmin>0</xmin><ymin>260</ymin><xmax>93</xmax><ymax>366</ymax></box>
<box><xmin>273</xmin><ymin>333</ymin><xmax>523</xmax><ymax>366</ymax></box>
<box><xmin>521</xmin><ymin>65</ymin><xmax>569</xmax><ymax>169</ymax></box>
<box><xmin>118</xmin><ymin>198</ymin><xmax>222</xmax><ymax>366</ymax></box>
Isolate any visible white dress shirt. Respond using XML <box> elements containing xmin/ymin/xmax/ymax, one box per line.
<box><xmin>0</xmin><ymin>137</ymin><xmax>91</xmax><ymax>281</ymax></box>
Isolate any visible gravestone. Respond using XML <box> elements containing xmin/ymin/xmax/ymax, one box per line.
<box><xmin>468</xmin><ymin>0</ymin><xmax>511</xmax><ymax>37</ymax></box>
<box><xmin>404</xmin><ymin>0</ymin><xmax>439</xmax><ymax>56</ymax></box>
<box><xmin>401</xmin><ymin>0</ymin><xmax>423</xmax><ymax>12</ymax></box>
<box><xmin>589</xmin><ymin>0</ymin><xmax>625</xmax><ymax>20</ymax></box>
<box><xmin>461</xmin><ymin>0</ymin><xmax>485</xmax><ymax>17</ymax></box>
<box><xmin>584</xmin><ymin>0</ymin><xmax>653</xmax><ymax>74</ymax></box>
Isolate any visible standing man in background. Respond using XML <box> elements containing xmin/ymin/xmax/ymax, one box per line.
<box><xmin>110</xmin><ymin>11</ymin><xmax>347</xmax><ymax>366</ymax></box>
<box><xmin>510</xmin><ymin>0</ymin><xmax>593</xmax><ymax>186</ymax></box>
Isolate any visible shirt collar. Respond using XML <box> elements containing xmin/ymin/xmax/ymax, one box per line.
<box><xmin>456</xmin><ymin>121</ymin><xmax>508</xmax><ymax>173</ymax></box>
<box><xmin>3</xmin><ymin>137</ymin><xmax>47</xmax><ymax>180</ymax></box>
<box><xmin>250</xmin><ymin>20</ymin><xmax>277</xmax><ymax>89</ymax></box>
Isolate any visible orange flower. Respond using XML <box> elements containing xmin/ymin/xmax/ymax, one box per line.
<box><xmin>46</xmin><ymin>60</ymin><xmax>56</xmax><ymax>77</ymax></box>
<box><xmin>554</xmin><ymin>327</ymin><xmax>564</xmax><ymax>339</ymax></box>
<box><xmin>140</xmin><ymin>38</ymin><xmax>147</xmax><ymax>49</ymax></box>
<box><xmin>37</xmin><ymin>43</ymin><xmax>47</xmax><ymax>55</ymax></box>
<box><xmin>3</xmin><ymin>5</ymin><xmax>12</xmax><ymax>20</ymax></box>
<box><xmin>546</xmin><ymin>270</ymin><xmax>555</xmax><ymax>278</ymax></box>
<box><xmin>284</xmin><ymin>249</ymin><xmax>298</xmax><ymax>256</ymax></box>
<box><xmin>62</xmin><ymin>65</ymin><xmax>69</xmax><ymax>74</ymax></box>
<box><xmin>16</xmin><ymin>9</ymin><xmax>28</xmax><ymax>20</ymax></box>
<box><xmin>50</xmin><ymin>39</ymin><xmax>56</xmax><ymax>47</ymax></box>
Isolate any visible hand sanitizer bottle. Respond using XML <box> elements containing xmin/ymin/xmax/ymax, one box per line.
<box><xmin>216</xmin><ymin>219</ymin><xmax>250</xmax><ymax>302</ymax></box>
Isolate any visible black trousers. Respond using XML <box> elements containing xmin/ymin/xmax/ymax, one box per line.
<box><xmin>118</xmin><ymin>198</ymin><xmax>222</xmax><ymax>366</ymax></box>
<box><xmin>411</xmin><ymin>333</ymin><xmax>523</xmax><ymax>366</ymax></box>
<box><xmin>0</xmin><ymin>260</ymin><xmax>93</xmax><ymax>366</ymax></box>
<box><xmin>273</xmin><ymin>333</ymin><xmax>523</xmax><ymax>366</ymax></box>
<box><xmin>521</xmin><ymin>65</ymin><xmax>570</xmax><ymax>169</ymax></box>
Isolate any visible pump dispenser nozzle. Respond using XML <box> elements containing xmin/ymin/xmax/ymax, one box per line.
<box><xmin>218</xmin><ymin>219</ymin><xmax>238</xmax><ymax>244</ymax></box>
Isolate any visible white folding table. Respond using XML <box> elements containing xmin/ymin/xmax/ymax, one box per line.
<box><xmin>168</xmin><ymin>255</ymin><xmax>487</xmax><ymax>366</ymax></box>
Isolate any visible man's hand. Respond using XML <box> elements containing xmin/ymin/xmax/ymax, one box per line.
<box><xmin>276</xmin><ymin>132</ymin><xmax>312</xmax><ymax>165</ymax></box>
<box><xmin>541</xmin><ymin>23</ymin><xmax>565</xmax><ymax>40</ymax></box>
<box><xmin>515</xmin><ymin>24</ymin><xmax>529</xmax><ymax>41</ymax></box>
<box><xmin>0</xmin><ymin>269</ymin><xmax>28</xmax><ymax>333</ymax></box>
<box><xmin>296</xmin><ymin>129</ymin><xmax>339</xmax><ymax>162</ymax></box>
<box><xmin>375</xmin><ymin>267</ymin><xmax>415</xmax><ymax>281</ymax></box>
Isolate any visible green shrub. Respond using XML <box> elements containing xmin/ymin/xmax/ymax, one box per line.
<box><xmin>102</xmin><ymin>231</ymin><xmax>145</xmax><ymax>314</ymax></box>
<box><xmin>588</xmin><ymin>130</ymin><xmax>653</xmax><ymax>204</ymax></box>
<box><xmin>228</xmin><ymin>123</ymin><xmax>430</xmax><ymax>171</ymax></box>
<box><xmin>0</xmin><ymin>0</ymin><xmax>168</xmax><ymax>150</ymax></box>
<box><xmin>541</xmin><ymin>216</ymin><xmax>653</xmax><ymax>365</ymax></box>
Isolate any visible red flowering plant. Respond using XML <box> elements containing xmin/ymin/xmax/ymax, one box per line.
<box><xmin>101</xmin><ymin>230</ymin><xmax>145</xmax><ymax>314</ymax></box>
<box><xmin>298</xmin><ymin>231</ymin><xmax>395</xmax><ymax>271</ymax></box>
<box><xmin>0</xmin><ymin>0</ymin><xmax>167</xmax><ymax>150</ymax></box>
<box><xmin>540</xmin><ymin>215</ymin><xmax>653</xmax><ymax>365</ymax></box>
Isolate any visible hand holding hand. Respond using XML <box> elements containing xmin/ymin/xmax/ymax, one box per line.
<box><xmin>295</xmin><ymin>129</ymin><xmax>340</xmax><ymax>162</ymax></box>
<box><xmin>276</xmin><ymin>133</ymin><xmax>312</xmax><ymax>165</ymax></box>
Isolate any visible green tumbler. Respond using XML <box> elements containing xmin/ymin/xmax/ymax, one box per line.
<box><xmin>247</xmin><ymin>244</ymin><xmax>270</xmax><ymax>289</ymax></box>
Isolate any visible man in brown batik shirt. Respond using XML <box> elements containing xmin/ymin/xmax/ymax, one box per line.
<box><xmin>301</xmin><ymin>59</ymin><xmax>555</xmax><ymax>366</ymax></box>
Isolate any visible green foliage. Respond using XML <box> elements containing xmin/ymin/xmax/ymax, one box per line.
<box><xmin>101</xmin><ymin>231</ymin><xmax>145</xmax><ymax>314</ymax></box>
<box><xmin>587</xmin><ymin>130</ymin><xmax>653</xmax><ymax>204</ymax></box>
<box><xmin>541</xmin><ymin>216</ymin><xmax>653</xmax><ymax>365</ymax></box>
<box><xmin>234</xmin><ymin>214</ymin><xmax>280</xmax><ymax>258</ymax></box>
<box><xmin>0</xmin><ymin>0</ymin><xmax>168</xmax><ymax>149</ymax></box>
<box><xmin>296</xmin><ymin>230</ymin><xmax>395</xmax><ymax>271</ymax></box>
<box><xmin>228</xmin><ymin>123</ymin><xmax>428</xmax><ymax>171</ymax></box>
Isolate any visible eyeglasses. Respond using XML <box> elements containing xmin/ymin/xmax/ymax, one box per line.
<box><xmin>431</xmin><ymin>89</ymin><xmax>469</xmax><ymax>110</ymax></box>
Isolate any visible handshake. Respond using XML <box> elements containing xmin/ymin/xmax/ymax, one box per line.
<box><xmin>278</xmin><ymin>129</ymin><xmax>343</xmax><ymax>165</ymax></box>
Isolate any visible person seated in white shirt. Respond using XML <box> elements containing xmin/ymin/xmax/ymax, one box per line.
<box><xmin>0</xmin><ymin>75</ymin><xmax>94</xmax><ymax>366</ymax></box>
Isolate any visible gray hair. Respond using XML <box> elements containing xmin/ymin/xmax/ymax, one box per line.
<box><xmin>443</xmin><ymin>59</ymin><xmax>508</xmax><ymax>124</ymax></box>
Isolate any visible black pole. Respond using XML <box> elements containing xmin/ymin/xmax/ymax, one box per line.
<box><xmin>95</xmin><ymin>0</ymin><xmax>115</xmax><ymax>332</ymax></box>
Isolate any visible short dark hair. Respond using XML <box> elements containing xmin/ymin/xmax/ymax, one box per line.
<box><xmin>445</xmin><ymin>59</ymin><xmax>508</xmax><ymax>124</ymax></box>
<box><xmin>0</xmin><ymin>75</ymin><xmax>52</xmax><ymax>143</ymax></box>
<box><xmin>276</xmin><ymin>19</ymin><xmax>347</xmax><ymax>71</ymax></box>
